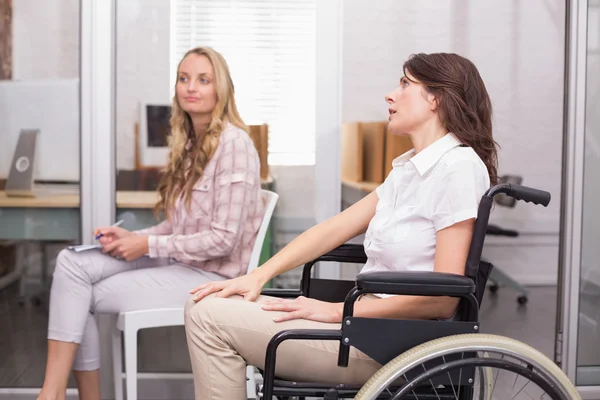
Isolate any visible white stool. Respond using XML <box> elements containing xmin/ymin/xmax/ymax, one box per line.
<box><xmin>111</xmin><ymin>308</ymin><xmax>257</xmax><ymax>399</ymax></box>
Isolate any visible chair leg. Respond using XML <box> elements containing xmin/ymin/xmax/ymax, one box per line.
<box><xmin>111</xmin><ymin>327</ymin><xmax>124</xmax><ymax>400</ymax></box>
<box><xmin>489</xmin><ymin>267</ymin><xmax>529</xmax><ymax>296</ymax></box>
<box><xmin>124</xmin><ymin>327</ymin><xmax>138</xmax><ymax>400</ymax></box>
<box><xmin>246</xmin><ymin>365</ymin><xmax>257</xmax><ymax>399</ymax></box>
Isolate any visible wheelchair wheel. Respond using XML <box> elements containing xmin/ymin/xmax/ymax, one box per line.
<box><xmin>355</xmin><ymin>333</ymin><xmax>579</xmax><ymax>400</ymax></box>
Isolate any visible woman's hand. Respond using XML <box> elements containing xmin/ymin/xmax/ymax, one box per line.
<box><xmin>260</xmin><ymin>296</ymin><xmax>343</xmax><ymax>323</ymax></box>
<box><xmin>190</xmin><ymin>271</ymin><xmax>268</xmax><ymax>302</ymax></box>
<box><xmin>93</xmin><ymin>226</ymin><xmax>133</xmax><ymax>246</ymax></box>
<box><xmin>102</xmin><ymin>235</ymin><xmax>149</xmax><ymax>261</ymax></box>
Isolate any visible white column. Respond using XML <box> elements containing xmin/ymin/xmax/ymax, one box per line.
<box><xmin>80</xmin><ymin>0</ymin><xmax>116</xmax><ymax>242</ymax></box>
<box><xmin>314</xmin><ymin>0</ymin><xmax>343</xmax><ymax>279</ymax></box>
<box><xmin>80</xmin><ymin>0</ymin><xmax>116</xmax><ymax>397</ymax></box>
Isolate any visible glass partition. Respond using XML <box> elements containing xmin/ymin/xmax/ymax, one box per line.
<box><xmin>576</xmin><ymin>0</ymin><xmax>600</xmax><ymax>388</ymax></box>
<box><xmin>0</xmin><ymin>0</ymin><xmax>81</xmax><ymax>389</ymax></box>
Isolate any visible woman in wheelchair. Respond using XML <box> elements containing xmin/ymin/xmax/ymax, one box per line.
<box><xmin>184</xmin><ymin>52</ymin><xmax>499</xmax><ymax>400</ymax></box>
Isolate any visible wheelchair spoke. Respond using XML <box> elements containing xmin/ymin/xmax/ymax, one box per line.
<box><xmin>421</xmin><ymin>363</ymin><xmax>442</xmax><ymax>400</ymax></box>
<box><xmin>510</xmin><ymin>375</ymin><xmax>532</xmax><ymax>399</ymax></box>
<box><xmin>457</xmin><ymin>352</ymin><xmax>465</xmax><ymax>399</ymax></box>
<box><xmin>441</xmin><ymin>355</ymin><xmax>459</xmax><ymax>399</ymax></box>
<box><xmin>401</xmin><ymin>374</ymin><xmax>418</xmax><ymax>399</ymax></box>
<box><xmin>489</xmin><ymin>354</ymin><xmax>504</xmax><ymax>398</ymax></box>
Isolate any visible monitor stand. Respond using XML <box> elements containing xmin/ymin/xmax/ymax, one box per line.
<box><xmin>5</xmin><ymin>129</ymin><xmax>39</xmax><ymax>198</ymax></box>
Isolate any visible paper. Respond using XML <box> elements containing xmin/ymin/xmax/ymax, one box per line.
<box><xmin>68</xmin><ymin>244</ymin><xmax>102</xmax><ymax>252</ymax></box>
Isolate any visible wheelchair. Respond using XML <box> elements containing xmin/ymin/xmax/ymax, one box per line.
<box><xmin>256</xmin><ymin>183</ymin><xmax>580</xmax><ymax>399</ymax></box>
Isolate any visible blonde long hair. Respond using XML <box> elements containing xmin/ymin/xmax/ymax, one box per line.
<box><xmin>155</xmin><ymin>47</ymin><xmax>248</xmax><ymax>220</ymax></box>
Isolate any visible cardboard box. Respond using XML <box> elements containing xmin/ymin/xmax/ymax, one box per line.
<box><xmin>384</xmin><ymin>127</ymin><xmax>413</xmax><ymax>178</ymax></box>
<box><xmin>341</xmin><ymin>120</ymin><xmax>413</xmax><ymax>185</ymax></box>
<box><xmin>248</xmin><ymin>124</ymin><xmax>270</xmax><ymax>181</ymax></box>
<box><xmin>359</xmin><ymin>121</ymin><xmax>386</xmax><ymax>183</ymax></box>
<box><xmin>341</xmin><ymin>122</ymin><xmax>363</xmax><ymax>182</ymax></box>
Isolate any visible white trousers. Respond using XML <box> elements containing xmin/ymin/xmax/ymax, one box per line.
<box><xmin>48</xmin><ymin>248</ymin><xmax>225</xmax><ymax>370</ymax></box>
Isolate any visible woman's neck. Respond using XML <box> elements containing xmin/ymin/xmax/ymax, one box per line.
<box><xmin>190</xmin><ymin>113</ymin><xmax>211</xmax><ymax>140</ymax></box>
<box><xmin>410</xmin><ymin>120</ymin><xmax>447</xmax><ymax>154</ymax></box>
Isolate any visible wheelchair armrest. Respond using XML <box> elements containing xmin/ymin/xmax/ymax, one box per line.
<box><xmin>336</xmin><ymin>271</ymin><xmax>479</xmax><ymax>368</ymax></box>
<box><xmin>356</xmin><ymin>271</ymin><xmax>475</xmax><ymax>297</ymax></box>
<box><xmin>260</xmin><ymin>288</ymin><xmax>302</xmax><ymax>298</ymax></box>
<box><xmin>314</xmin><ymin>243</ymin><xmax>368</xmax><ymax>263</ymax></box>
<box><xmin>300</xmin><ymin>243</ymin><xmax>367</xmax><ymax>297</ymax></box>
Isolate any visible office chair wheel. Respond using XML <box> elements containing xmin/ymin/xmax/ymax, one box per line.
<box><xmin>517</xmin><ymin>295</ymin><xmax>528</xmax><ymax>305</ymax></box>
<box><xmin>355</xmin><ymin>333</ymin><xmax>579</xmax><ymax>400</ymax></box>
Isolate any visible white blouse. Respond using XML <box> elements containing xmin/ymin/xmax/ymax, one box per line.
<box><xmin>360</xmin><ymin>133</ymin><xmax>490</xmax><ymax>281</ymax></box>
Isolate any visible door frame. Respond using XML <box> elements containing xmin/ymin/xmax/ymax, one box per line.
<box><xmin>559</xmin><ymin>0</ymin><xmax>600</xmax><ymax>397</ymax></box>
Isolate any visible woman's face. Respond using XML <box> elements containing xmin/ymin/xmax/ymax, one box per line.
<box><xmin>385</xmin><ymin>71</ymin><xmax>437</xmax><ymax>135</ymax></box>
<box><xmin>176</xmin><ymin>54</ymin><xmax>218</xmax><ymax>116</ymax></box>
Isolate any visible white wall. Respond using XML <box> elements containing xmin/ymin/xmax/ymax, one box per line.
<box><xmin>115</xmin><ymin>0</ymin><xmax>171</xmax><ymax>170</ymax></box>
<box><xmin>12</xmin><ymin>0</ymin><xmax>79</xmax><ymax>80</ymax></box>
<box><xmin>9</xmin><ymin>0</ymin><xmax>566</xmax><ymax>285</ymax></box>
<box><xmin>343</xmin><ymin>0</ymin><xmax>564</xmax><ymax>234</ymax></box>
<box><xmin>341</xmin><ymin>0</ymin><xmax>565</xmax><ymax>285</ymax></box>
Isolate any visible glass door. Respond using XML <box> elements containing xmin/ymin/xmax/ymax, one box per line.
<box><xmin>0</xmin><ymin>0</ymin><xmax>82</xmax><ymax>392</ymax></box>
<box><xmin>575</xmin><ymin>0</ymin><xmax>600</xmax><ymax>389</ymax></box>
<box><xmin>560</xmin><ymin>0</ymin><xmax>600</xmax><ymax>397</ymax></box>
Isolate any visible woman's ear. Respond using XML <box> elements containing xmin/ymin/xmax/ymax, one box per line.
<box><xmin>428</xmin><ymin>94</ymin><xmax>438</xmax><ymax>111</ymax></box>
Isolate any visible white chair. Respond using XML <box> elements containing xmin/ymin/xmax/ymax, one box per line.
<box><xmin>112</xmin><ymin>189</ymin><xmax>279</xmax><ymax>400</ymax></box>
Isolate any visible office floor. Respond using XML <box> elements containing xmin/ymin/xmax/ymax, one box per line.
<box><xmin>0</xmin><ymin>283</ymin><xmax>597</xmax><ymax>398</ymax></box>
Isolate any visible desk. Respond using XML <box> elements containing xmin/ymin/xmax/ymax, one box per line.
<box><xmin>341</xmin><ymin>179</ymin><xmax>378</xmax><ymax>210</ymax></box>
<box><xmin>0</xmin><ymin>190</ymin><xmax>160</xmax><ymax>241</ymax></box>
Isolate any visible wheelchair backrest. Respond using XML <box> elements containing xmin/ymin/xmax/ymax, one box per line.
<box><xmin>457</xmin><ymin>183</ymin><xmax>551</xmax><ymax>318</ymax></box>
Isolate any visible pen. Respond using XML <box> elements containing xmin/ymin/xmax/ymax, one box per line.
<box><xmin>95</xmin><ymin>219</ymin><xmax>125</xmax><ymax>240</ymax></box>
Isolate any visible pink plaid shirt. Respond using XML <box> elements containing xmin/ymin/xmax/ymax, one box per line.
<box><xmin>135</xmin><ymin>123</ymin><xmax>265</xmax><ymax>279</ymax></box>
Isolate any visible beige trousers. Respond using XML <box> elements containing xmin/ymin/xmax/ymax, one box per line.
<box><xmin>184</xmin><ymin>294</ymin><xmax>382</xmax><ymax>400</ymax></box>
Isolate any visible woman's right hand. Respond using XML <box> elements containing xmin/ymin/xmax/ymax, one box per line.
<box><xmin>93</xmin><ymin>226</ymin><xmax>133</xmax><ymax>246</ymax></box>
<box><xmin>190</xmin><ymin>271</ymin><xmax>268</xmax><ymax>302</ymax></box>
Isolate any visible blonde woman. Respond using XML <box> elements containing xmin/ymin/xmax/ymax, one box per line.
<box><xmin>37</xmin><ymin>47</ymin><xmax>264</xmax><ymax>400</ymax></box>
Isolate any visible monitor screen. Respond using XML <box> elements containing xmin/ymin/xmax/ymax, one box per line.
<box><xmin>146</xmin><ymin>105</ymin><xmax>172</xmax><ymax>147</ymax></box>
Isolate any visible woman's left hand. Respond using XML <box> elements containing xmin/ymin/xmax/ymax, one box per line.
<box><xmin>102</xmin><ymin>235</ymin><xmax>149</xmax><ymax>261</ymax></box>
<box><xmin>260</xmin><ymin>296</ymin><xmax>343</xmax><ymax>323</ymax></box>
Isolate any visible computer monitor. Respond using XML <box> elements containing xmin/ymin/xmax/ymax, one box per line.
<box><xmin>138</xmin><ymin>102</ymin><xmax>172</xmax><ymax>167</ymax></box>
<box><xmin>0</xmin><ymin>79</ymin><xmax>80</xmax><ymax>182</ymax></box>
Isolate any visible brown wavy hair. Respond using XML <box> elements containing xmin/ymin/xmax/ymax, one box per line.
<box><xmin>154</xmin><ymin>47</ymin><xmax>248</xmax><ymax>220</ymax></box>
<box><xmin>404</xmin><ymin>53</ymin><xmax>499</xmax><ymax>186</ymax></box>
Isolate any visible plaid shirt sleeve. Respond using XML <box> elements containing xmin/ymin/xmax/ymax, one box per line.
<box><xmin>134</xmin><ymin>219</ymin><xmax>173</xmax><ymax>236</ymax></box>
<box><xmin>147</xmin><ymin>134</ymin><xmax>259</xmax><ymax>261</ymax></box>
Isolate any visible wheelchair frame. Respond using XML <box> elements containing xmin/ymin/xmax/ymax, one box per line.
<box><xmin>257</xmin><ymin>183</ymin><xmax>552</xmax><ymax>400</ymax></box>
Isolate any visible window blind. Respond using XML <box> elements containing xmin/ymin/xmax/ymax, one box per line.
<box><xmin>170</xmin><ymin>0</ymin><xmax>317</xmax><ymax>165</ymax></box>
